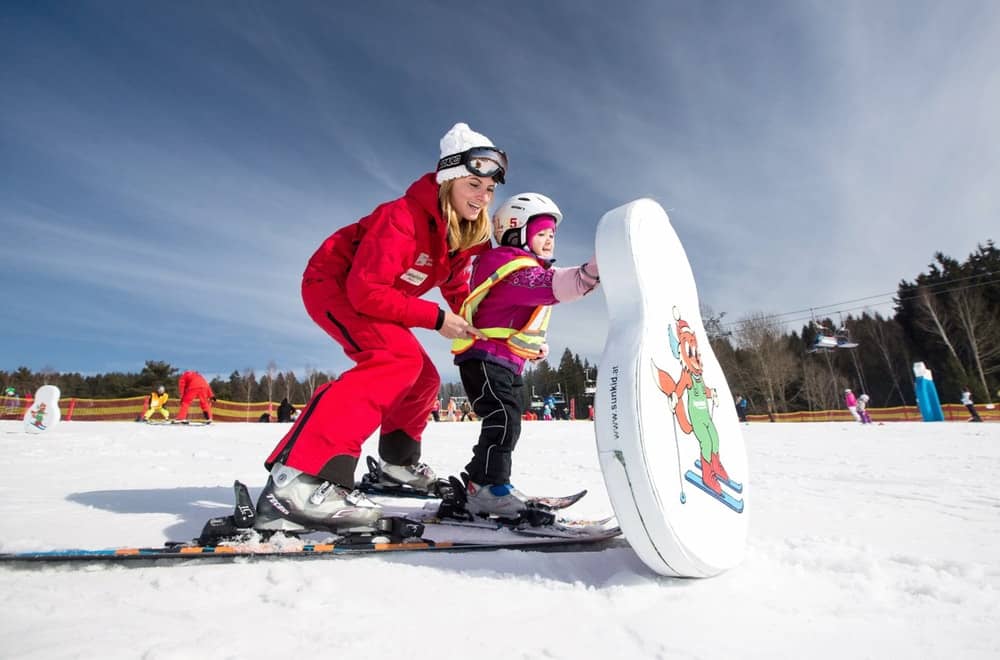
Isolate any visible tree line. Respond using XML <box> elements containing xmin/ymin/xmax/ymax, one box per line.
<box><xmin>710</xmin><ymin>241</ymin><xmax>999</xmax><ymax>416</ymax></box>
<box><xmin>4</xmin><ymin>241</ymin><xmax>995</xmax><ymax>419</ymax></box>
<box><xmin>0</xmin><ymin>361</ymin><xmax>340</xmax><ymax>407</ymax></box>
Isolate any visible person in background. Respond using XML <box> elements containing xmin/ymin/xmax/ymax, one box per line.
<box><xmin>143</xmin><ymin>385</ymin><xmax>170</xmax><ymax>422</ymax></box>
<box><xmin>451</xmin><ymin>192</ymin><xmax>600</xmax><ymax>518</ymax></box>
<box><xmin>734</xmin><ymin>394</ymin><xmax>748</xmax><ymax>423</ymax></box>
<box><xmin>3</xmin><ymin>386</ymin><xmax>19</xmax><ymax>418</ymax></box>
<box><xmin>277</xmin><ymin>398</ymin><xmax>296</xmax><ymax>423</ymax></box>
<box><xmin>177</xmin><ymin>370</ymin><xmax>214</xmax><ymax>423</ymax></box>
<box><xmin>253</xmin><ymin>122</ymin><xmax>504</xmax><ymax>534</ymax></box>
<box><xmin>430</xmin><ymin>398</ymin><xmax>441</xmax><ymax>422</ymax></box>
<box><xmin>460</xmin><ymin>399</ymin><xmax>473</xmax><ymax>421</ymax></box>
<box><xmin>844</xmin><ymin>388</ymin><xmax>861</xmax><ymax>422</ymax></box>
<box><xmin>857</xmin><ymin>393</ymin><xmax>873</xmax><ymax>424</ymax></box>
<box><xmin>960</xmin><ymin>387</ymin><xmax>983</xmax><ymax>422</ymax></box>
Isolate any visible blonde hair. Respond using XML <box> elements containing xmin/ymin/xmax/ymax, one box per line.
<box><xmin>439</xmin><ymin>179</ymin><xmax>491</xmax><ymax>252</ymax></box>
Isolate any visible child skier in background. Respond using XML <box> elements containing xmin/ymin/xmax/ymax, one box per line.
<box><xmin>144</xmin><ymin>385</ymin><xmax>170</xmax><ymax>422</ymax></box>
<box><xmin>960</xmin><ymin>387</ymin><xmax>983</xmax><ymax>422</ymax></box>
<box><xmin>451</xmin><ymin>193</ymin><xmax>600</xmax><ymax>518</ymax></box>
<box><xmin>844</xmin><ymin>388</ymin><xmax>861</xmax><ymax>422</ymax></box>
<box><xmin>857</xmin><ymin>393</ymin><xmax>872</xmax><ymax>424</ymax></box>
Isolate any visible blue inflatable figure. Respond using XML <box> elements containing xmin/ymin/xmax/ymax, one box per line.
<box><xmin>913</xmin><ymin>362</ymin><xmax>944</xmax><ymax>422</ymax></box>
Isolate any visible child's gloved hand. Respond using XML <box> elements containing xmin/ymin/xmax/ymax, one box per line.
<box><xmin>531</xmin><ymin>344</ymin><xmax>549</xmax><ymax>361</ymax></box>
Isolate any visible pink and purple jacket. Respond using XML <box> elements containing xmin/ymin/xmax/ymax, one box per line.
<box><xmin>454</xmin><ymin>246</ymin><xmax>599</xmax><ymax>375</ymax></box>
<box><xmin>844</xmin><ymin>391</ymin><xmax>858</xmax><ymax>408</ymax></box>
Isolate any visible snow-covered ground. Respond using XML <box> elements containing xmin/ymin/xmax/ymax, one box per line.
<box><xmin>1</xmin><ymin>419</ymin><xmax>997</xmax><ymax>659</ymax></box>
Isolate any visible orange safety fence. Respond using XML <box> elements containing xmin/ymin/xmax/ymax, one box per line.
<box><xmin>1</xmin><ymin>395</ymin><xmax>997</xmax><ymax>423</ymax></box>
<box><xmin>0</xmin><ymin>395</ymin><xmax>285</xmax><ymax>422</ymax></box>
<box><xmin>745</xmin><ymin>403</ymin><xmax>999</xmax><ymax>423</ymax></box>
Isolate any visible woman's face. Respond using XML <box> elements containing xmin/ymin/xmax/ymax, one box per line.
<box><xmin>448</xmin><ymin>175</ymin><xmax>496</xmax><ymax>221</ymax></box>
<box><xmin>529</xmin><ymin>227</ymin><xmax>555</xmax><ymax>259</ymax></box>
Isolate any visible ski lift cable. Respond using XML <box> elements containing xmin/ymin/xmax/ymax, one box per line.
<box><xmin>719</xmin><ymin>273</ymin><xmax>1000</xmax><ymax>331</ymax></box>
<box><xmin>747</xmin><ymin>273</ymin><xmax>999</xmax><ymax>322</ymax></box>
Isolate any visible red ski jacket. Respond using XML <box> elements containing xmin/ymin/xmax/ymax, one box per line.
<box><xmin>303</xmin><ymin>173</ymin><xmax>488</xmax><ymax>329</ymax></box>
<box><xmin>178</xmin><ymin>371</ymin><xmax>212</xmax><ymax>398</ymax></box>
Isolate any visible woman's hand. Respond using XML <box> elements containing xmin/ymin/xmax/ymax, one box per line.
<box><xmin>437</xmin><ymin>310</ymin><xmax>487</xmax><ymax>341</ymax></box>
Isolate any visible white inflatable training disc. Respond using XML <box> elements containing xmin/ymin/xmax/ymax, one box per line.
<box><xmin>594</xmin><ymin>199</ymin><xmax>748</xmax><ymax>577</ymax></box>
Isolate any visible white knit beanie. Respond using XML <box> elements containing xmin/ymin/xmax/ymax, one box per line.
<box><xmin>436</xmin><ymin>122</ymin><xmax>497</xmax><ymax>184</ymax></box>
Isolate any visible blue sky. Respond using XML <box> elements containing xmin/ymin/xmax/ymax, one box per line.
<box><xmin>2</xmin><ymin>1</ymin><xmax>998</xmax><ymax>383</ymax></box>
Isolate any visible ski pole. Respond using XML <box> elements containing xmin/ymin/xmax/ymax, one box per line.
<box><xmin>669</xmin><ymin>397</ymin><xmax>687</xmax><ymax>504</ymax></box>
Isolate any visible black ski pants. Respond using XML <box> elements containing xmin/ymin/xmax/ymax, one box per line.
<box><xmin>459</xmin><ymin>359</ymin><xmax>523</xmax><ymax>485</ymax></box>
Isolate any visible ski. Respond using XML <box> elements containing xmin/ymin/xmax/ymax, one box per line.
<box><xmin>0</xmin><ymin>481</ymin><xmax>620</xmax><ymax>567</ymax></box>
<box><xmin>693</xmin><ymin>459</ymin><xmax>743</xmax><ymax>493</ymax></box>
<box><xmin>683</xmin><ymin>470</ymin><xmax>744</xmax><ymax>513</ymax></box>
<box><xmin>357</xmin><ymin>457</ymin><xmax>588</xmax><ymax>510</ymax></box>
<box><xmin>0</xmin><ymin>530</ymin><xmax>622</xmax><ymax>565</ymax></box>
<box><xmin>392</xmin><ymin>503</ymin><xmax>615</xmax><ymax>538</ymax></box>
<box><xmin>360</xmin><ymin>481</ymin><xmax>588</xmax><ymax>511</ymax></box>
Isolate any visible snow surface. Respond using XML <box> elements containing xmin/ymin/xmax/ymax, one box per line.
<box><xmin>0</xmin><ymin>419</ymin><xmax>998</xmax><ymax>659</ymax></box>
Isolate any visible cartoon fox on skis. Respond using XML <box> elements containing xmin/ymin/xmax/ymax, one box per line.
<box><xmin>29</xmin><ymin>402</ymin><xmax>47</xmax><ymax>430</ymax></box>
<box><xmin>652</xmin><ymin>307</ymin><xmax>730</xmax><ymax>495</ymax></box>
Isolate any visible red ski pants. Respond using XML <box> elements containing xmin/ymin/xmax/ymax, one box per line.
<box><xmin>265</xmin><ymin>281</ymin><xmax>440</xmax><ymax>481</ymax></box>
<box><xmin>177</xmin><ymin>388</ymin><xmax>213</xmax><ymax>420</ymax></box>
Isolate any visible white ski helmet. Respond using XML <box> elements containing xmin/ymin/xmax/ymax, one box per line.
<box><xmin>492</xmin><ymin>192</ymin><xmax>563</xmax><ymax>247</ymax></box>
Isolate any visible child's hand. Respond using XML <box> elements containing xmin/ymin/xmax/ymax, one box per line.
<box><xmin>532</xmin><ymin>343</ymin><xmax>550</xmax><ymax>361</ymax></box>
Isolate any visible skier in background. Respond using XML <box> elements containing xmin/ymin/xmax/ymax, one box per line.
<box><xmin>253</xmin><ymin>122</ymin><xmax>503</xmax><ymax>534</ymax></box>
<box><xmin>857</xmin><ymin>393</ymin><xmax>873</xmax><ymax>424</ymax></box>
<box><xmin>276</xmin><ymin>398</ymin><xmax>296</xmax><ymax>423</ymax></box>
<box><xmin>3</xmin><ymin>386</ymin><xmax>18</xmax><ymax>418</ymax></box>
<box><xmin>734</xmin><ymin>394</ymin><xmax>749</xmax><ymax>423</ymax></box>
<box><xmin>960</xmin><ymin>387</ymin><xmax>983</xmax><ymax>422</ymax></box>
<box><xmin>451</xmin><ymin>192</ymin><xmax>600</xmax><ymax>518</ymax></box>
<box><xmin>844</xmin><ymin>388</ymin><xmax>861</xmax><ymax>422</ymax></box>
<box><xmin>176</xmin><ymin>370</ymin><xmax>214</xmax><ymax>423</ymax></box>
<box><xmin>143</xmin><ymin>385</ymin><xmax>170</xmax><ymax>422</ymax></box>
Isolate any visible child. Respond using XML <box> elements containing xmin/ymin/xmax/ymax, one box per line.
<box><xmin>144</xmin><ymin>385</ymin><xmax>170</xmax><ymax>422</ymax></box>
<box><xmin>857</xmin><ymin>393</ymin><xmax>872</xmax><ymax>424</ymax></box>
<box><xmin>844</xmin><ymin>388</ymin><xmax>861</xmax><ymax>422</ymax></box>
<box><xmin>451</xmin><ymin>192</ymin><xmax>600</xmax><ymax>518</ymax></box>
<box><xmin>960</xmin><ymin>387</ymin><xmax>983</xmax><ymax>422</ymax></box>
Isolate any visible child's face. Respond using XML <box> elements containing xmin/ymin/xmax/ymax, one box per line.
<box><xmin>530</xmin><ymin>228</ymin><xmax>555</xmax><ymax>259</ymax></box>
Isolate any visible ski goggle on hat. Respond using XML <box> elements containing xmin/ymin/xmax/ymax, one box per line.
<box><xmin>437</xmin><ymin>146</ymin><xmax>508</xmax><ymax>184</ymax></box>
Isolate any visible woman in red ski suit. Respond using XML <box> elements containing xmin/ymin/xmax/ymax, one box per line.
<box><xmin>176</xmin><ymin>370</ymin><xmax>214</xmax><ymax>422</ymax></box>
<box><xmin>255</xmin><ymin>123</ymin><xmax>506</xmax><ymax>533</ymax></box>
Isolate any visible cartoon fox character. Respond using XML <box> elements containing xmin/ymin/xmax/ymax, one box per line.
<box><xmin>30</xmin><ymin>402</ymin><xmax>47</xmax><ymax>430</ymax></box>
<box><xmin>652</xmin><ymin>308</ymin><xmax>729</xmax><ymax>494</ymax></box>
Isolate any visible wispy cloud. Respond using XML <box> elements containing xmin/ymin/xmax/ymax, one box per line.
<box><xmin>2</xmin><ymin>2</ymin><xmax>997</xmax><ymax>379</ymax></box>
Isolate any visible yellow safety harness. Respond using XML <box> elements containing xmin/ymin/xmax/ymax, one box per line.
<box><xmin>451</xmin><ymin>256</ymin><xmax>551</xmax><ymax>359</ymax></box>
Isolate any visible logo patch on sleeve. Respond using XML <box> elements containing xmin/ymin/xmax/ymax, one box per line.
<box><xmin>400</xmin><ymin>268</ymin><xmax>429</xmax><ymax>286</ymax></box>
